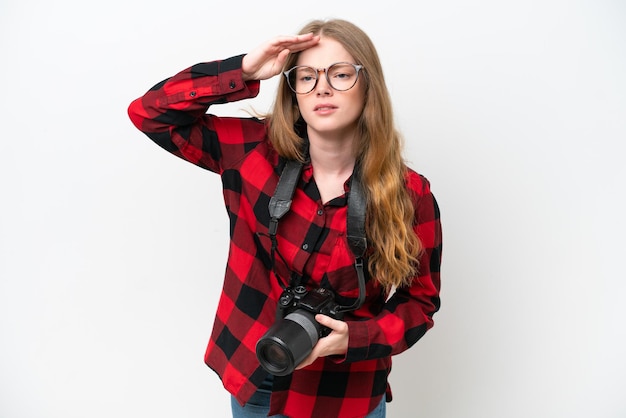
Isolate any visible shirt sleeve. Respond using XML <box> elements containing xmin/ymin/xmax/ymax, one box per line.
<box><xmin>344</xmin><ymin>173</ymin><xmax>442</xmax><ymax>361</ymax></box>
<box><xmin>127</xmin><ymin>54</ymin><xmax>267</xmax><ymax>173</ymax></box>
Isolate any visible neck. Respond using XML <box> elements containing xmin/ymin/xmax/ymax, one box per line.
<box><xmin>307</xmin><ymin>131</ymin><xmax>356</xmax><ymax>176</ymax></box>
<box><xmin>307</xmin><ymin>131</ymin><xmax>356</xmax><ymax>203</ymax></box>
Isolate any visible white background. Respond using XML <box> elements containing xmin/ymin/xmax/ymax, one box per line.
<box><xmin>1</xmin><ymin>0</ymin><xmax>625</xmax><ymax>417</ymax></box>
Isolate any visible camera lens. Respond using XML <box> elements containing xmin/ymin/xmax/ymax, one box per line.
<box><xmin>258</xmin><ymin>343</ymin><xmax>291</xmax><ymax>372</ymax></box>
<box><xmin>256</xmin><ymin>310</ymin><xmax>320</xmax><ymax>376</ymax></box>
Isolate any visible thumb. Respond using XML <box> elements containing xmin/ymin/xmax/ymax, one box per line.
<box><xmin>315</xmin><ymin>314</ymin><xmax>344</xmax><ymax>332</ymax></box>
<box><xmin>276</xmin><ymin>48</ymin><xmax>291</xmax><ymax>67</ymax></box>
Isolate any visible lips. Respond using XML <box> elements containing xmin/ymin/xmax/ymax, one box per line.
<box><xmin>314</xmin><ymin>103</ymin><xmax>338</xmax><ymax>112</ymax></box>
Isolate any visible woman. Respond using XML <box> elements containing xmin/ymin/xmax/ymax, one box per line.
<box><xmin>128</xmin><ymin>18</ymin><xmax>442</xmax><ymax>418</ymax></box>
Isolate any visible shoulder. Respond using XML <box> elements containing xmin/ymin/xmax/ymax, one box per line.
<box><xmin>404</xmin><ymin>166</ymin><xmax>433</xmax><ymax>197</ymax></box>
<box><xmin>404</xmin><ymin>167</ymin><xmax>441</xmax><ymax>228</ymax></box>
<box><xmin>211</xmin><ymin>114</ymin><xmax>268</xmax><ymax>136</ymax></box>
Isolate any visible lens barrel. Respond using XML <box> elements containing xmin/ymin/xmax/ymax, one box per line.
<box><xmin>256</xmin><ymin>310</ymin><xmax>321</xmax><ymax>376</ymax></box>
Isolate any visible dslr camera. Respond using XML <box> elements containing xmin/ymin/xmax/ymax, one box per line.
<box><xmin>256</xmin><ymin>285</ymin><xmax>343</xmax><ymax>376</ymax></box>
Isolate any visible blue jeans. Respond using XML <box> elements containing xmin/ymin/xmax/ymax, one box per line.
<box><xmin>230</xmin><ymin>375</ymin><xmax>386</xmax><ymax>418</ymax></box>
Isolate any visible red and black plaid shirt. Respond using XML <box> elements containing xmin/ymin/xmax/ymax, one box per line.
<box><xmin>128</xmin><ymin>55</ymin><xmax>442</xmax><ymax>418</ymax></box>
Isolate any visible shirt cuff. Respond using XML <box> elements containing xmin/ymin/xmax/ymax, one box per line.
<box><xmin>343</xmin><ymin>320</ymin><xmax>370</xmax><ymax>362</ymax></box>
<box><xmin>218</xmin><ymin>54</ymin><xmax>260</xmax><ymax>98</ymax></box>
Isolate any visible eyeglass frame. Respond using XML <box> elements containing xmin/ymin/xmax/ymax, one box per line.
<box><xmin>283</xmin><ymin>62</ymin><xmax>365</xmax><ymax>95</ymax></box>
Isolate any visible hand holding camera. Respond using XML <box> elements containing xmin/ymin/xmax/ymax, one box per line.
<box><xmin>256</xmin><ymin>286</ymin><xmax>349</xmax><ymax>376</ymax></box>
<box><xmin>293</xmin><ymin>312</ymin><xmax>349</xmax><ymax>371</ymax></box>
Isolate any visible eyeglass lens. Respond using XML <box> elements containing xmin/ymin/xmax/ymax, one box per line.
<box><xmin>286</xmin><ymin>63</ymin><xmax>361</xmax><ymax>94</ymax></box>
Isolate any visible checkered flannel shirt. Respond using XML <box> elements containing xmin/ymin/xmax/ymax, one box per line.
<box><xmin>128</xmin><ymin>55</ymin><xmax>442</xmax><ymax>418</ymax></box>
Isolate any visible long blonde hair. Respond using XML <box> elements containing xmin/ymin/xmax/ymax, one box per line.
<box><xmin>268</xmin><ymin>19</ymin><xmax>422</xmax><ymax>290</ymax></box>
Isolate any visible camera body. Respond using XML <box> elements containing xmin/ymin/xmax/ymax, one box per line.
<box><xmin>256</xmin><ymin>286</ymin><xmax>344</xmax><ymax>376</ymax></box>
<box><xmin>277</xmin><ymin>285</ymin><xmax>343</xmax><ymax>324</ymax></box>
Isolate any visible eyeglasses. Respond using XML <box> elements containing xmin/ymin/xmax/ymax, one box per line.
<box><xmin>283</xmin><ymin>62</ymin><xmax>364</xmax><ymax>94</ymax></box>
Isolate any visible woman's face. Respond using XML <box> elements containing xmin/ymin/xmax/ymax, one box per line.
<box><xmin>294</xmin><ymin>37</ymin><xmax>366</xmax><ymax>140</ymax></box>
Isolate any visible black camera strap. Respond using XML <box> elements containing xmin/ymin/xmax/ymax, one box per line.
<box><xmin>343</xmin><ymin>163</ymin><xmax>367</xmax><ymax>312</ymax></box>
<box><xmin>268</xmin><ymin>159</ymin><xmax>367</xmax><ymax>313</ymax></box>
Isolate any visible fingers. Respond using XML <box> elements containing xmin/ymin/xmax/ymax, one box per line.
<box><xmin>295</xmin><ymin>353</ymin><xmax>315</xmax><ymax>370</ymax></box>
<box><xmin>270</xmin><ymin>33</ymin><xmax>320</xmax><ymax>54</ymax></box>
<box><xmin>315</xmin><ymin>314</ymin><xmax>348</xmax><ymax>334</ymax></box>
<box><xmin>294</xmin><ymin>327</ymin><xmax>348</xmax><ymax>371</ymax></box>
<box><xmin>266</xmin><ymin>48</ymin><xmax>290</xmax><ymax>74</ymax></box>
<box><xmin>242</xmin><ymin>34</ymin><xmax>319</xmax><ymax>80</ymax></box>
<box><xmin>294</xmin><ymin>315</ymin><xmax>349</xmax><ymax>371</ymax></box>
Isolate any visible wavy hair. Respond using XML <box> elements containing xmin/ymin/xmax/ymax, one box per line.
<box><xmin>267</xmin><ymin>19</ymin><xmax>422</xmax><ymax>290</ymax></box>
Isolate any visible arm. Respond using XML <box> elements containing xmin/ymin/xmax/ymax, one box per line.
<box><xmin>345</xmin><ymin>173</ymin><xmax>442</xmax><ymax>361</ymax></box>
<box><xmin>127</xmin><ymin>33</ymin><xmax>320</xmax><ymax>172</ymax></box>
<box><xmin>296</xmin><ymin>173</ymin><xmax>442</xmax><ymax>367</ymax></box>
<box><xmin>127</xmin><ymin>55</ymin><xmax>264</xmax><ymax>172</ymax></box>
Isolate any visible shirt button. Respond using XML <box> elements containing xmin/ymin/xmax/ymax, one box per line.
<box><xmin>189</xmin><ymin>91</ymin><xmax>197</xmax><ymax>97</ymax></box>
<box><xmin>317</xmin><ymin>209</ymin><xmax>324</xmax><ymax>216</ymax></box>
<box><xmin>302</xmin><ymin>243</ymin><xmax>309</xmax><ymax>250</ymax></box>
<box><xmin>229</xmin><ymin>81</ymin><xmax>236</xmax><ymax>89</ymax></box>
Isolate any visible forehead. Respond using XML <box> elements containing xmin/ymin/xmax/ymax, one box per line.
<box><xmin>296</xmin><ymin>37</ymin><xmax>355</xmax><ymax>67</ymax></box>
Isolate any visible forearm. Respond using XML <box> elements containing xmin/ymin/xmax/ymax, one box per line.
<box><xmin>345</xmin><ymin>181</ymin><xmax>442</xmax><ymax>362</ymax></box>
<box><xmin>128</xmin><ymin>55</ymin><xmax>260</xmax><ymax>135</ymax></box>
<box><xmin>345</xmin><ymin>285</ymin><xmax>438</xmax><ymax>361</ymax></box>
<box><xmin>127</xmin><ymin>55</ymin><xmax>264</xmax><ymax>172</ymax></box>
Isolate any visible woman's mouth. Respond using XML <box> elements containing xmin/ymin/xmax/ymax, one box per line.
<box><xmin>314</xmin><ymin>104</ymin><xmax>337</xmax><ymax>113</ymax></box>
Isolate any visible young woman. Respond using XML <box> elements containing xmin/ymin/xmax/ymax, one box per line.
<box><xmin>128</xmin><ymin>18</ymin><xmax>442</xmax><ymax>418</ymax></box>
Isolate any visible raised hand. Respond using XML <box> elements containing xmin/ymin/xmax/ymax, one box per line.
<box><xmin>241</xmin><ymin>33</ymin><xmax>320</xmax><ymax>82</ymax></box>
